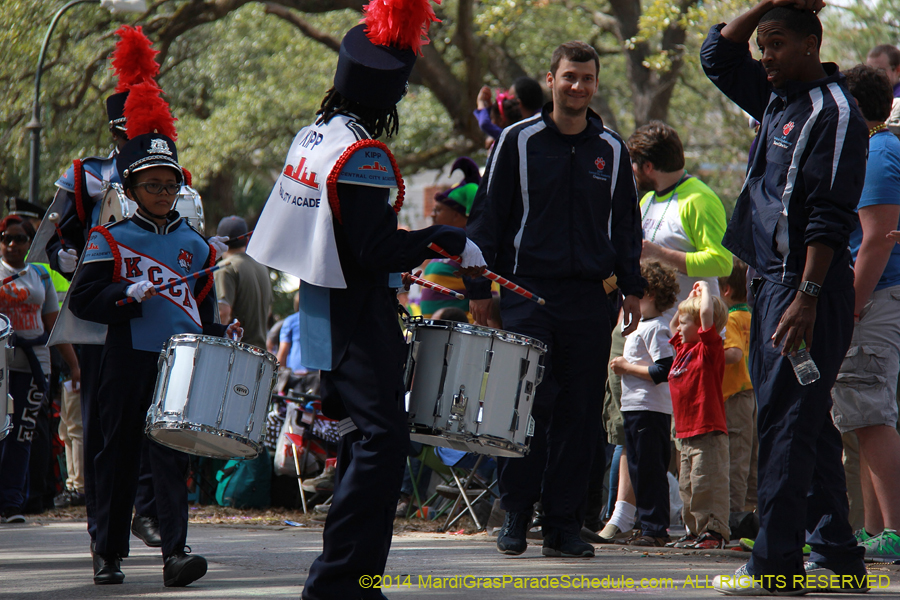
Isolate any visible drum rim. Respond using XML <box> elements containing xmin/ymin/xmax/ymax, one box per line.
<box><xmin>166</xmin><ymin>333</ymin><xmax>278</xmax><ymax>364</ymax></box>
<box><xmin>0</xmin><ymin>313</ymin><xmax>12</xmax><ymax>340</ymax></box>
<box><xmin>146</xmin><ymin>420</ymin><xmax>261</xmax><ymax>459</ymax></box>
<box><xmin>409</xmin><ymin>318</ymin><xmax>547</xmax><ymax>352</ymax></box>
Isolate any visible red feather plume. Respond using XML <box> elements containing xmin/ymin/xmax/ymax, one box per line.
<box><xmin>123</xmin><ymin>80</ymin><xmax>177</xmax><ymax>140</ymax></box>
<box><xmin>112</xmin><ymin>25</ymin><xmax>160</xmax><ymax>93</ymax></box>
<box><xmin>362</xmin><ymin>0</ymin><xmax>441</xmax><ymax>56</ymax></box>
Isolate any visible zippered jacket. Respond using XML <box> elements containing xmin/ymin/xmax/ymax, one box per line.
<box><xmin>701</xmin><ymin>24</ymin><xmax>868</xmax><ymax>289</ymax></box>
<box><xmin>466</xmin><ymin>105</ymin><xmax>644</xmax><ymax>299</ymax></box>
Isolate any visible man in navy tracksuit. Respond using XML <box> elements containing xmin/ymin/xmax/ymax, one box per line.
<box><xmin>701</xmin><ymin>1</ymin><xmax>868</xmax><ymax>592</ymax></box>
<box><xmin>466</xmin><ymin>41</ymin><xmax>644</xmax><ymax>558</ymax></box>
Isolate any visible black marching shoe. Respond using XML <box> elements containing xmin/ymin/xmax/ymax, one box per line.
<box><xmin>497</xmin><ymin>511</ymin><xmax>530</xmax><ymax>555</ymax></box>
<box><xmin>164</xmin><ymin>548</ymin><xmax>208</xmax><ymax>587</ymax></box>
<box><xmin>131</xmin><ymin>514</ymin><xmax>162</xmax><ymax>547</ymax></box>
<box><xmin>93</xmin><ymin>554</ymin><xmax>124</xmax><ymax>585</ymax></box>
<box><xmin>543</xmin><ymin>529</ymin><xmax>596</xmax><ymax>558</ymax></box>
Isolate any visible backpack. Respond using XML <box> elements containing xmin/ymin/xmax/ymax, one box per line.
<box><xmin>215</xmin><ymin>447</ymin><xmax>272</xmax><ymax>509</ymax></box>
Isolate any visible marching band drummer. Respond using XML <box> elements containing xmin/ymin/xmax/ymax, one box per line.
<box><xmin>246</xmin><ymin>1</ymin><xmax>485</xmax><ymax>597</ymax></box>
<box><xmin>68</xmin><ymin>80</ymin><xmax>241</xmax><ymax>587</ymax></box>
<box><xmin>38</xmin><ymin>26</ymin><xmax>180</xmax><ymax>553</ymax></box>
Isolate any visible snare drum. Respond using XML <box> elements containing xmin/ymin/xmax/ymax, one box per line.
<box><xmin>404</xmin><ymin>319</ymin><xmax>546</xmax><ymax>458</ymax></box>
<box><xmin>100</xmin><ymin>183</ymin><xmax>206</xmax><ymax>232</ymax></box>
<box><xmin>146</xmin><ymin>334</ymin><xmax>277</xmax><ymax>459</ymax></box>
<box><xmin>0</xmin><ymin>315</ymin><xmax>11</xmax><ymax>441</ymax></box>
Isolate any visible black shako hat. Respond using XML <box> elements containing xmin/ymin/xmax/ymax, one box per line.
<box><xmin>334</xmin><ymin>24</ymin><xmax>416</xmax><ymax>110</ymax></box>
<box><xmin>117</xmin><ymin>133</ymin><xmax>183</xmax><ymax>187</ymax></box>
<box><xmin>107</xmin><ymin>91</ymin><xmax>129</xmax><ymax>133</ymax></box>
<box><xmin>333</xmin><ymin>0</ymin><xmax>440</xmax><ymax>110</ymax></box>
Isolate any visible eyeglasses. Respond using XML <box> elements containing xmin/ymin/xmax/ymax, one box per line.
<box><xmin>0</xmin><ymin>233</ymin><xmax>30</xmax><ymax>245</ymax></box>
<box><xmin>133</xmin><ymin>182</ymin><xmax>180</xmax><ymax>195</ymax></box>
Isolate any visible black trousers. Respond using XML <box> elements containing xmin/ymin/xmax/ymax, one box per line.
<box><xmin>623</xmin><ymin>410</ymin><xmax>671</xmax><ymax>538</ymax></box>
<box><xmin>93</xmin><ymin>347</ymin><xmax>187</xmax><ymax>560</ymax></box>
<box><xmin>80</xmin><ymin>343</ymin><xmax>156</xmax><ymax>541</ymax></box>
<box><xmin>302</xmin><ymin>288</ymin><xmax>409</xmax><ymax>600</ymax></box>
<box><xmin>747</xmin><ymin>280</ymin><xmax>864</xmax><ymax>579</ymax></box>
<box><xmin>496</xmin><ymin>278</ymin><xmax>612</xmax><ymax>536</ymax></box>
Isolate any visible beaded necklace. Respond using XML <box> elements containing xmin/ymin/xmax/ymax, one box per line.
<box><xmin>869</xmin><ymin>123</ymin><xmax>888</xmax><ymax>138</ymax></box>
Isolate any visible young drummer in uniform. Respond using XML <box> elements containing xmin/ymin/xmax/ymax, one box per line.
<box><xmin>68</xmin><ymin>80</ymin><xmax>241</xmax><ymax>587</ymax></box>
<box><xmin>37</xmin><ymin>26</ymin><xmax>177</xmax><ymax>551</ymax></box>
<box><xmin>247</xmin><ymin>1</ymin><xmax>484</xmax><ymax>596</ymax></box>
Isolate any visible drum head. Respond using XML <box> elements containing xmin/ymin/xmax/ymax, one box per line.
<box><xmin>148</xmin><ymin>426</ymin><xmax>260</xmax><ymax>459</ymax></box>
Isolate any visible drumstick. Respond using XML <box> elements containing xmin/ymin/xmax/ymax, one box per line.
<box><xmin>115</xmin><ymin>264</ymin><xmax>222</xmax><ymax>306</ymax></box>
<box><xmin>406</xmin><ymin>272</ymin><xmax>465</xmax><ymax>300</ymax></box>
<box><xmin>48</xmin><ymin>212</ymin><xmax>68</xmax><ymax>249</ymax></box>
<box><xmin>427</xmin><ymin>243</ymin><xmax>546</xmax><ymax>306</ymax></box>
<box><xmin>227</xmin><ymin>229</ymin><xmax>253</xmax><ymax>243</ymax></box>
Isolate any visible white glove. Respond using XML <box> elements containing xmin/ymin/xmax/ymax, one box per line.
<box><xmin>226</xmin><ymin>319</ymin><xmax>244</xmax><ymax>342</ymax></box>
<box><xmin>208</xmin><ymin>235</ymin><xmax>228</xmax><ymax>255</ymax></box>
<box><xmin>126</xmin><ymin>280</ymin><xmax>155</xmax><ymax>303</ymax></box>
<box><xmin>459</xmin><ymin>239</ymin><xmax>486</xmax><ymax>269</ymax></box>
<box><xmin>57</xmin><ymin>248</ymin><xmax>78</xmax><ymax>274</ymax></box>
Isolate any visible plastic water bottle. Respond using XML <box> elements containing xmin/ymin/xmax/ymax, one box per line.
<box><xmin>788</xmin><ymin>346</ymin><xmax>820</xmax><ymax>386</ymax></box>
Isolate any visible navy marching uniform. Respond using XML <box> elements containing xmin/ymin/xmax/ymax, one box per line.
<box><xmin>39</xmin><ymin>59</ymin><xmax>160</xmax><ymax>546</ymax></box>
<box><xmin>69</xmin><ymin>123</ymin><xmax>224</xmax><ymax>586</ymax></box>
<box><xmin>246</xmin><ymin>5</ymin><xmax>478</xmax><ymax>596</ymax></box>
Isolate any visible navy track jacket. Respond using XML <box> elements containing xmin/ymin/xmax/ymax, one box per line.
<box><xmin>701</xmin><ymin>24</ymin><xmax>868</xmax><ymax>290</ymax></box>
<box><xmin>466</xmin><ymin>105</ymin><xmax>644</xmax><ymax>299</ymax></box>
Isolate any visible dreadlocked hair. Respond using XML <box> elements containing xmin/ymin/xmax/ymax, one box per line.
<box><xmin>317</xmin><ymin>87</ymin><xmax>399</xmax><ymax>139</ymax></box>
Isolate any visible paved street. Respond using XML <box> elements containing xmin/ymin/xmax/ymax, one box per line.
<box><xmin>1</xmin><ymin>519</ymin><xmax>898</xmax><ymax>599</ymax></box>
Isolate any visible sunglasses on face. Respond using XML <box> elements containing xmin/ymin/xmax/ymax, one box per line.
<box><xmin>133</xmin><ymin>182</ymin><xmax>181</xmax><ymax>196</ymax></box>
<box><xmin>0</xmin><ymin>233</ymin><xmax>30</xmax><ymax>245</ymax></box>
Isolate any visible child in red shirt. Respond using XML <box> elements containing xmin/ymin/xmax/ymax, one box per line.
<box><xmin>668</xmin><ymin>281</ymin><xmax>730</xmax><ymax>549</ymax></box>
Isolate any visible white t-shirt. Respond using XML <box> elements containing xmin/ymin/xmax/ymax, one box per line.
<box><xmin>0</xmin><ymin>261</ymin><xmax>59</xmax><ymax>375</ymax></box>
<box><xmin>620</xmin><ymin>316</ymin><xmax>673</xmax><ymax>414</ymax></box>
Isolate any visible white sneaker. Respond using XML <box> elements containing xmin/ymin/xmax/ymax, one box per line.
<box><xmin>713</xmin><ymin>564</ymin><xmax>809</xmax><ymax>596</ymax></box>
<box><xmin>803</xmin><ymin>562</ymin><xmax>869</xmax><ymax>593</ymax></box>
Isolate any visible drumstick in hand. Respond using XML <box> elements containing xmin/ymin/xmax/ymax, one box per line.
<box><xmin>427</xmin><ymin>243</ymin><xmax>546</xmax><ymax>306</ymax></box>
<box><xmin>49</xmin><ymin>212</ymin><xmax>68</xmax><ymax>249</ymax></box>
<box><xmin>228</xmin><ymin>229</ymin><xmax>254</xmax><ymax>243</ymax></box>
<box><xmin>115</xmin><ymin>264</ymin><xmax>222</xmax><ymax>306</ymax></box>
<box><xmin>406</xmin><ymin>272</ymin><xmax>465</xmax><ymax>300</ymax></box>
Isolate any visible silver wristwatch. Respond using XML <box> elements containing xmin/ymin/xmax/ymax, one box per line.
<box><xmin>798</xmin><ymin>280</ymin><xmax>821</xmax><ymax>298</ymax></box>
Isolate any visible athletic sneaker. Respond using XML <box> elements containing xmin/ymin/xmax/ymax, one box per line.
<box><xmin>496</xmin><ymin>511</ymin><xmax>529</xmax><ymax>555</ymax></box>
<box><xmin>739</xmin><ymin>538</ymin><xmax>811</xmax><ymax>555</ymax></box>
<box><xmin>0</xmin><ymin>508</ymin><xmax>25</xmax><ymax>524</ymax></box>
<box><xmin>712</xmin><ymin>563</ymin><xmax>808</xmax><ymax>596</ymax></box>
<box><xmin>854</xmin><ymin>528</ymin><xmax>873</xmax><ymax>545</ymax></box>
<box><xmin>860</xmin><ymin>529</ymin><xmax>900</xmax><ymax>563</ymax></box>
<box><xmin>690</xmin><ymin>531</ymin><xmax>726</xmax><ymax>550</ymax></box>
<box><xmin>803</xmin><ymin>561</ymin><xmax>869</xmax><ymax>593</ymax></box>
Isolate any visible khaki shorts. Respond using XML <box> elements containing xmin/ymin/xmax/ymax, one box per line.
<box><xmin>831</xmin><ymin>285</ymin><xmax>900</xmax><ymax>433</ymax></box>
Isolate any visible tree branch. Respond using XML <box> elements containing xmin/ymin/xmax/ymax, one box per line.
<box><xmin>263</xmin><ymin>3</ymin><xmax>341</xmax><ymax>51</ymax></box>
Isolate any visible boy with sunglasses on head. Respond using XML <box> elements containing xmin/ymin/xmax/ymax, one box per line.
<box><xmin>68</xmin><ymin>82</ymin><xmax>240</xmax><ymax>588</ymax></box>
<box><xmin>668</xmin><ymin>281</ymin><xmax>731</xmax><ymax>550</ymax></box>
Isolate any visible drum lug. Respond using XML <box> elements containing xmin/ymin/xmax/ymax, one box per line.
<box><xmin>509</xmin><ymin>409</ymin><xmax>519</xmax><ymax>433</ymax></box>
<box><xmin>450</xmin><ymin>385</ymin><xmax>467</xmax><ymax>417</ymax></box>
<box><xmin>526</xmin><ymin>415</ymin><xmax>536</xmax><ymax>437</ymax></box>
<box><xmin>478</xmin><ymin>349</ymin><xmax>493</xmax><ymax>405</ymax></box>
<box><xmin>535</xmin><ymin>363</ymin><xmax>545</xmax><ymax>387</ymax></box>
<box><xmin>449</xmin><ymin>385</ymin><xmax>468</xmax><ymax>433</ymax></box>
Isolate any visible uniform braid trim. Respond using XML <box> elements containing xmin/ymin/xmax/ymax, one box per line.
<box><xmin>195</xmin><ymin>244</ymin><xmax>216</xmax><ymax>304</ymax></box>
<box><xmin>73</xmin><ymin>159</ymin><xmax>87</xmax><ymax>225</ymax></box>
<box><xmin>89</xmin><ymin>225</ymin><xmax>122</xmax><ymax>283</ymax></box>
<box><xmin>326</xmin><ymin>139</ymin><xmax>404</xmax><ymax>225</ymax></box>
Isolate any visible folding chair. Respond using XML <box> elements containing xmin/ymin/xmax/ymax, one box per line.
<box><xmin>436</xmin><ymin>453</ymin><xmax>498</xmax><ymax>532</ymax></box>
